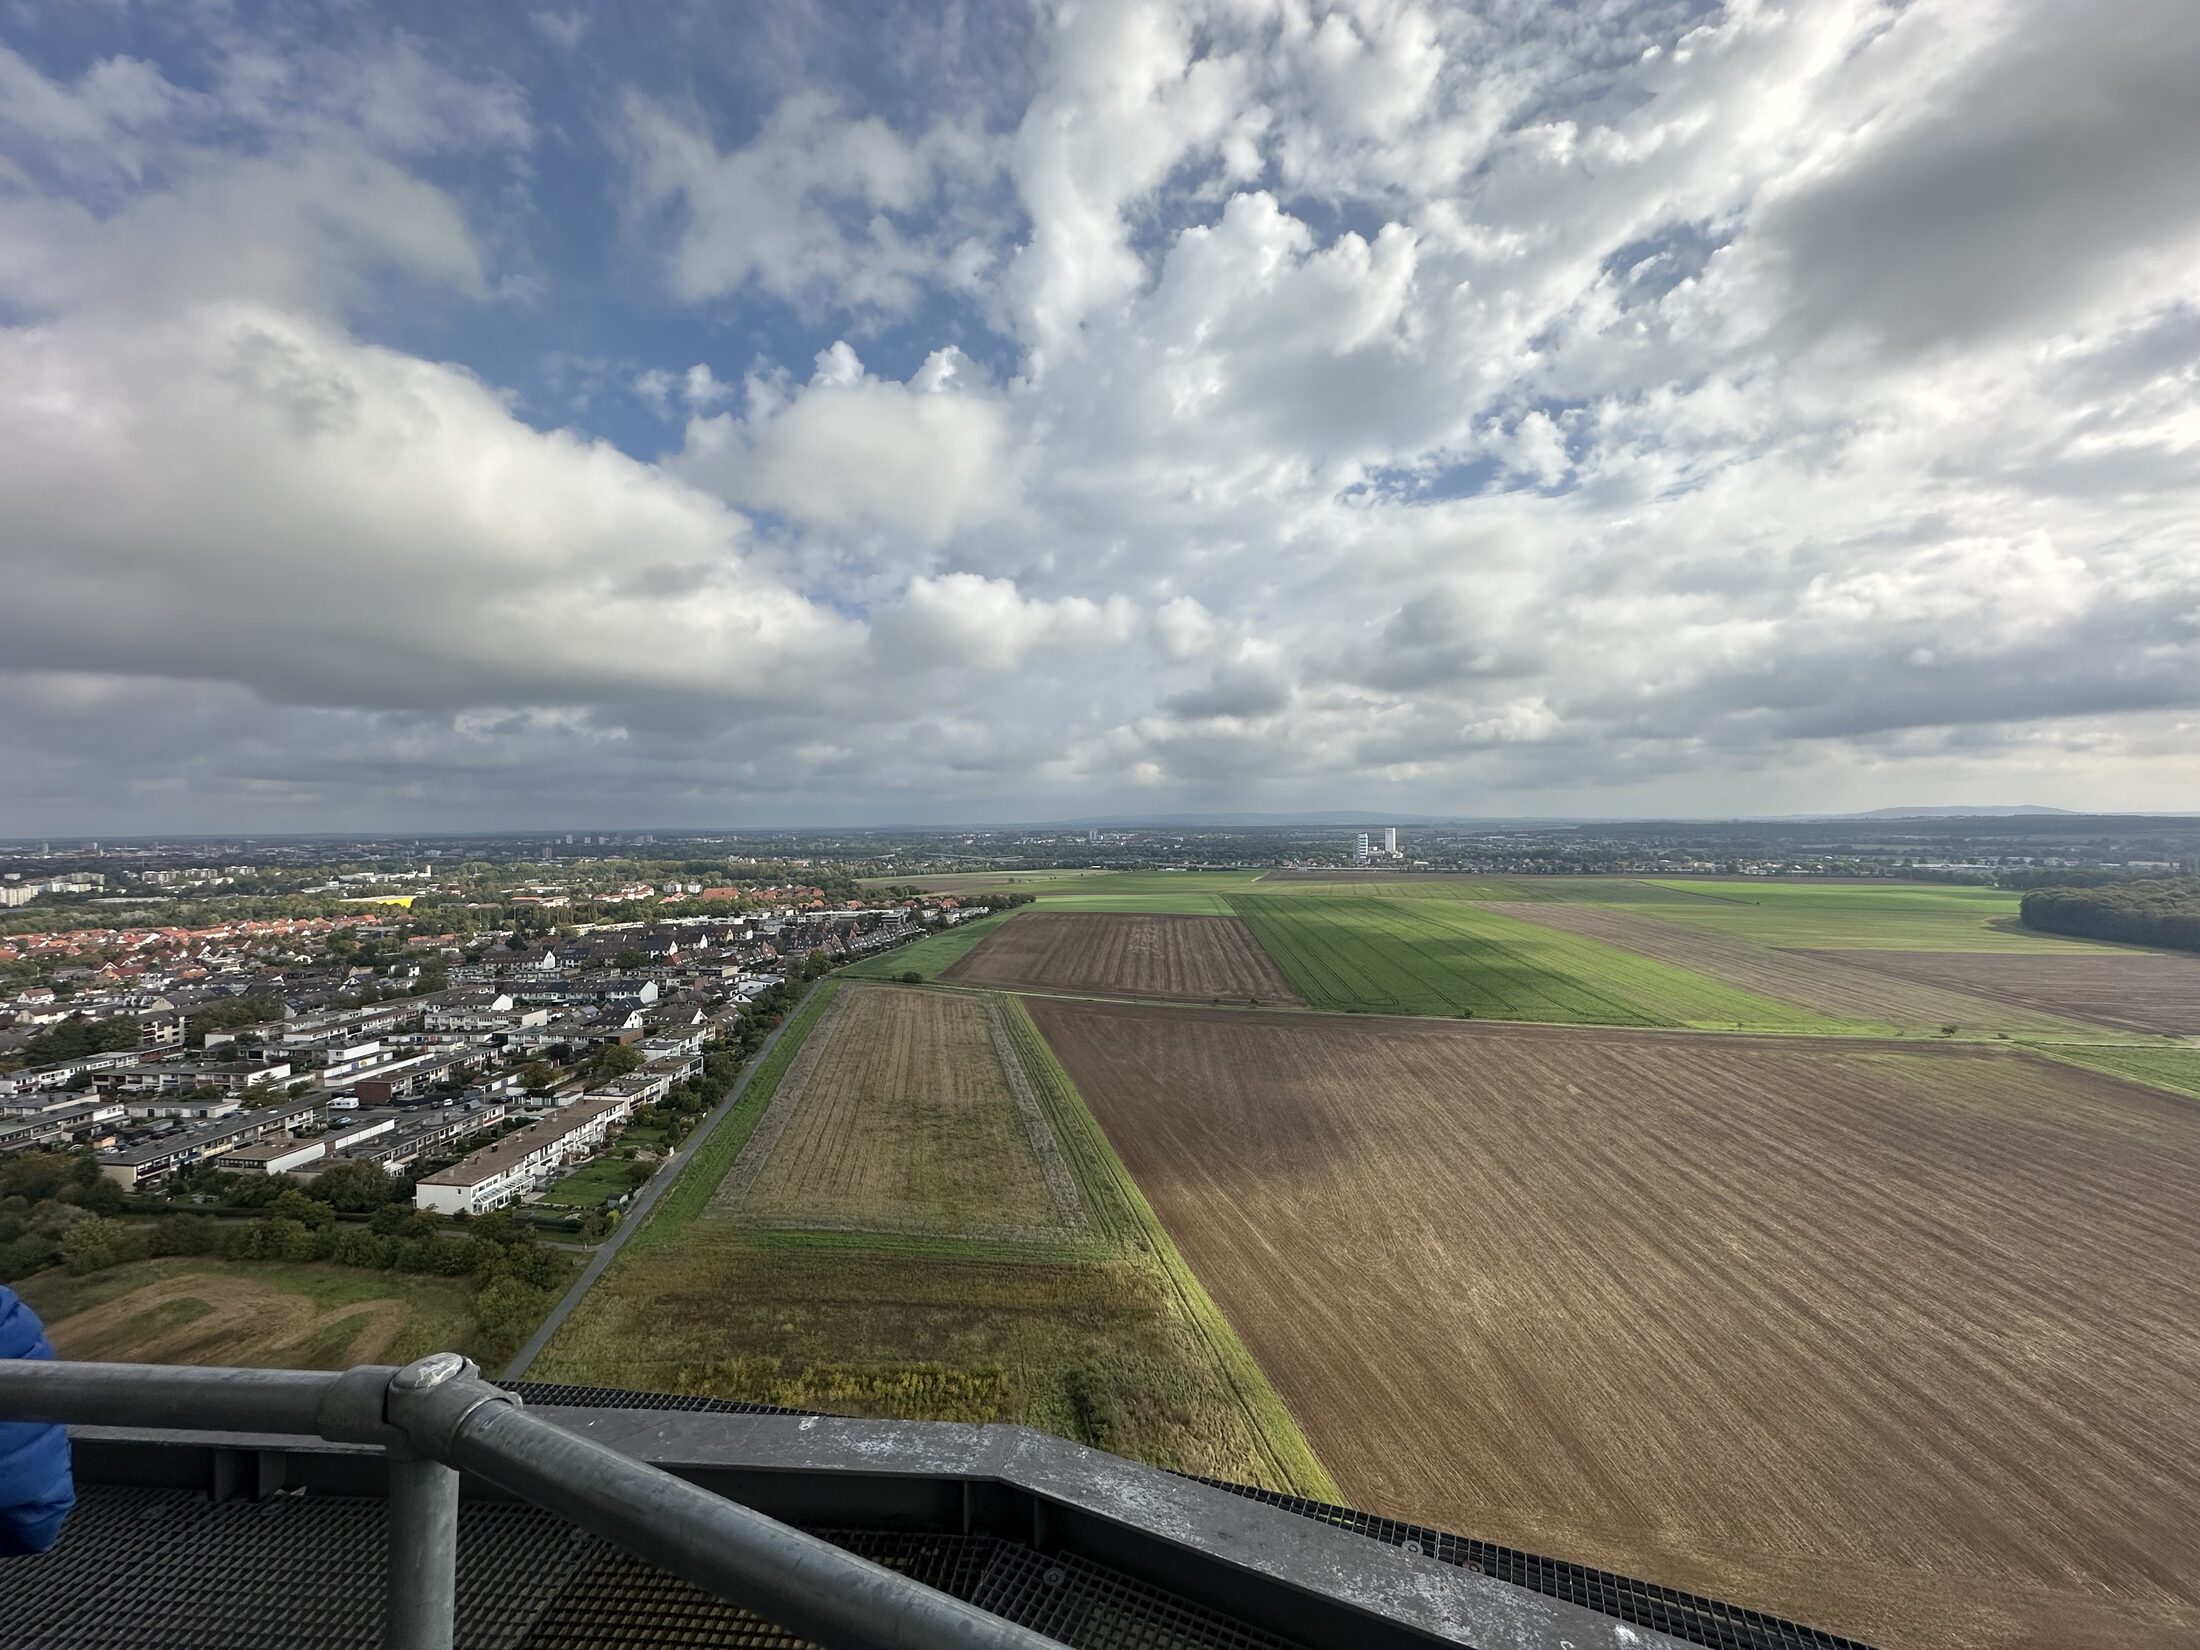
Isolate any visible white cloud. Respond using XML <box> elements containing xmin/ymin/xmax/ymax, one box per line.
<box><xmin>670</xmin><ymin>343</ymin><xmax>1019</xmax><ymax>547</ymax></box>
<box><xmin>8</xmin><ymin>0</ymin><xmax>2200</xmax><ymax>826</ymax></box>
<box><xmin>0</xmin><ymin>306</ymin><xmax>859</xmax><ymax>714</ymax></box>
<box><xmin>624</xmin><ymin>89</ymin><xmax>997</xmax><ymax>317</ymax></box>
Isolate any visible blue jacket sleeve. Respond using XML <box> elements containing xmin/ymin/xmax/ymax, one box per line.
<box><xmin>0</xmin><ymin>1287</ymin><xmax>76</xmax><ymax>1556</ymax></box>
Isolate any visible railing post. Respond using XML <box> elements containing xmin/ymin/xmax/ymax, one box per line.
<box><xmin>383</xmin><ymin>1356</ymin><xmax>469</xmax><ymax>1650</ymax></box>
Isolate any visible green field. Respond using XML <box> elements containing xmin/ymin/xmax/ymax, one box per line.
<box><xmin>1636</xmin><ymin>881</ymin><xmax>2109</xmax><ymax>951</ymax></box>
<box><xmin>1227</xmin><ymin>893</ymin><xmax>1858</xmax><ymax>1030</ymax></box>
<box><xmin>838</xmin><ymin>910</ymin><xmax>1019</xmax><ymax>980</ymax></box>
<box><xmin>533</xmin><ymin>986</ymin><xmax>1334</xmax><ymax>1495</ymax></box>
<box><xmin>1252</xmin><ymin>875</ymin><xmax>1554</xmax><ymax>900</ymax></box>
<box><xmin>1028</xmin><ymin>891</ymin><xmax>1241</xmax><ymax>915</ymax></box>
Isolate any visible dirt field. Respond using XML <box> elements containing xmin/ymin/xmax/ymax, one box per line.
<box><xmin>19</xmin><ymin>1258</ymin><xmax>482</xmax><ymax>1369</ymax></box>
<box><xmin>1804</xmin><ymin>947</ymin><xmax>2200</xmax><ymax>1035</ymax></box>
<box><xmin>1031</xmin><ymin>999</ymin><xmax>2200</xmax><ymax>1650</ymax></box>
<box><xmin>944</xmin><ymin>911</ymin><xmax>1301</xmax><ymax>1004</ymax></box>
<box><xmin>717</xmin><ymin>984</ymin><xmax>1081</xmax><ymax>1240</ymax></box>
<box><xmin>1490</xmin><ymin>901</ymin><xmax>2091</xmax><ymax>1033</ymax></box>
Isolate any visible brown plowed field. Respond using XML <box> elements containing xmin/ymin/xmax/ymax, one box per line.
<box><xmin>1487</xmin><ymin>901</ymin><xmax>2090</xmax><ymax>1033</ymax></box>
<box><xmin>1032</xmin><ymin>999</ymin><xmax>2200</xmax><ymax>1650</ymax></box>
<box><xmin>944</xmin><ymin>911</ymin><xmax>1301</xmax><ymax>1004</ymax></box>
<box><xmin>1801</xmin><ymin>947</ymin><xmax>2200</xmax><ymax>1035</ymax></box>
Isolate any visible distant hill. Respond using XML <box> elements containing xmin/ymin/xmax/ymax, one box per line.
<box><xmin>1839</xmin><ymin>805</ymin><xmax>2077</xmax><ymax>820</ymax></box>
<box><xmin>1041</xmin><ymin>811</ymin><xmax>1469</xmax><ymax>829</ymax></box>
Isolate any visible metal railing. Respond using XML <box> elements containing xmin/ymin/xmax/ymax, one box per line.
<box><xmin>0</xmin><ymin>1353</ymin><xmax>1057</xmax><ymax>1650</ymax></box>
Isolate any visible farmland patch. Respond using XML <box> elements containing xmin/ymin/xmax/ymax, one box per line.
<box><xmin>1227</xmin><ymin>893</ymin><xmax>1853</xmax><ymax>1029</ymax></box>
<box><xmin>1489</xmin><ymin>901</ymin><xmax>2090</xmax><ymax>1034</ymax></box>
<box><xmin>534</xmin><ymin>991</ymin><xmax>1329</xmax><ymax>1495</ymax></box>
<box><xmin>1801</xmin><ymin>947</ymin><xmax>2200</xmax><ymax>1035</ymax></box>
<box><xmin>944</xmin><ymin>911</ymin><xmax>1301</xmax><ymax>1004</ymax></box>
<box><xmin>715</xmin><ymin>985</ymin><xmax>1080</xmax><ymax>1241</ymax></box>
<box><xmin>1034</xmin><ymin>998</ymin><xmax>2200</xmax><ymax>1650</ymax></box>
<box><xmin>1640</xmin><ymin>881</ymin><xmax>2108</xmax><ymax>951</ymax></box>
<box><xmin>21</xmin><ymin>1259</ymin><xmax>483</xmax><ymax>1370</ymax></box>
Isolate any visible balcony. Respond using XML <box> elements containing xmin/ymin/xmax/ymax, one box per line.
<box><xmin>0</xmin><ymin>1355</ymin><xmax>1870</xmax><ymax>1650</ymax></box>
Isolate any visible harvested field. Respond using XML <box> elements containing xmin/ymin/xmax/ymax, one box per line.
<box><xmin>19</xmin><ymin>1259</ymin><xmax>483</xmax><ymax>1370</ymax></box>
<box><xmin>944</xmin><ymin>911</ymin><xmax>1301</xmax><ymax>1004</ymax></box>
<box><xmin>1805</xmin><ymin>947</ymin><xmax>2200</xmax><ymax>1035</ymax></box>
<box><xmin>2039</xmin><ymin>1044</ymin><xmax>2200</xmax><ymax>1102</ymax></box>
<box><xmin>719</xmin><ymin>984</ymin><xmax>1079</xmax><ymax>1240</ymax></box>
<box><xmin>1490</xmin><ymin>901</ymin><xmax>2092</xmax><ymax>1034</ymax></box>
<box><xmin>1032</xmin><ymin>998</ymin><xmax>2200</xmax><ymax>1650</ymax></box>
<box><xmin>535</xmin><ymin>992</ymin><xmax>1331</xmax><ymax>1495</ymax></box>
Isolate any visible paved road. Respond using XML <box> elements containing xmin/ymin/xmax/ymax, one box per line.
<box><xmin>500</xmin><ymin>984</ymin><xmax>817</xmax><ymax>1380</ymax></box>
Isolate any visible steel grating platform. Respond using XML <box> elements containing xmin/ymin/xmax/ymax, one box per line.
<box><xmin>0</xmin><ymin>1482</ymin><xmax>1309</xmax><ymax>1650</ymax></box>
<box><xmin>501</xmin><ymin>1381</ymin><xmax>1875</xmax><ymax>1650</ymax></box>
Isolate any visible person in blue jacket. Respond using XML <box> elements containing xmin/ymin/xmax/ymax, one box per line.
<box><xmin>0</xmin><ymin>1287</ymin><xmax>74</xmax><ymax>1555</ymax></box>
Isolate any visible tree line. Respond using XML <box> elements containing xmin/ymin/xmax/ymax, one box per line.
<box><xmin>2020</xmin><ymin>880</ymin><xmax>2200</xmax><ymax>953</ymax></box>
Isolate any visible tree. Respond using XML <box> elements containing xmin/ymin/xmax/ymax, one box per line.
<box><xmin>473</xmin><ymin>1275</ymin><xmax>545</xmax><ymax>1342</ymax></box>
<box><xmin>331</xmin><ymin>1226</ymin><xmax>393</xmax><ymax>1268</ymax></box>
<box><xmin>310</xmin><ymin>1160</ymin><xmax>396</xmax><ymax>1213</ymax></box>
<box><xmin>590</xmin><ymin>1043</ymin><xmax>643</xmax><ymax>1081</ymax></box>
<box><xmin>13</xmin><ymin>1013</ymin><xmax>139</xmax><ymax>1068</ymax></box>
<box><xmin>269</xmin><ymin>1189</ymin><xmax>334</xmax><ymax>1230</ymax></box>
<box><xmin>60</xmin><ymin>1216</ymin><xmax>141</xmax><ymax>1275</ymax></box>
<box><xmin>614</xmin><ymin>948</ymin><xmax>648</xmax><ymax>972</ymax></box>
<box><xmin>520</xmin><ymin>1060</ymin><xmax>555</xmax><ymax>1095</ymax></box>
<box><xmin>77</xmin><ymin>1176</ymin><xmax>124</xmax><ymax>1217</ymax></box>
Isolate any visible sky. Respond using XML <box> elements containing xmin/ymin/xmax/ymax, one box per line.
<box><xmin>2</xmin><ymin>0</ymin><xmax>2197</xmax><ymax>832</ymax></box>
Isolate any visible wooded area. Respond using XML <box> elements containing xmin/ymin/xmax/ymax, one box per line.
<box><xmin>2021</xmin><ymin>880</ymin><xmax>2200</xmax><ymax>952</ymax></box>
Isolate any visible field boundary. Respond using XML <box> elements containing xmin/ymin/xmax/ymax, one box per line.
<box><xmin>621</xmin><ymin>981</ymin><xmax>843</xmax><ymax>1252</ymax></box>
<box><xmin>505</xmin><ymin>980</ymin><xmax>843</xmax><ymax>1376</ymax></box>
<box><xmin>1000</xmin><ymin>996</ymin><xmax>1339</xmax><ymax>1500</ymax></box>
<box><xmin>707</xmin><ymin>986</ymin><xmax>854</xmax><ymax>1217</ymax></box>
<box><xmin>838</xmin><ymin>910</ymin><xmax>1020</xmax><ymax>980</ymax></box>
<box><xmin>984</xmin><ymin>994</ymin><xmax>1088</xmax><ymax>1233</ymax></box>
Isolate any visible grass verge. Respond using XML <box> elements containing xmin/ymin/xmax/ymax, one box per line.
<box><xmin>838</xmin><ymin>913</ymin><xmax>1018</xmax><ymax>981</ymax></box>
<box><xmin>628</xmin><ymin>980</ymin><xmax>840</xmax><ymax>1252</ymax></box>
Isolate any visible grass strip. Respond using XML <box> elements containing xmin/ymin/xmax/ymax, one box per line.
<box><xmin>999</xmin><ymin>996</ymin><xmax>1339</xmax><ymax>1500</ymax></box>
<box><xmin>838</xmin><ymin>911</ymin><xmax>1019</xmax><ymax>980</ymax></box>
<box><xmin>628</xmin><ymin>981</ymin><xmax>840</xmax><ymax>1252</ymax></box>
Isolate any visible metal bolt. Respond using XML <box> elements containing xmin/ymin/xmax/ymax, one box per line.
<box><xmin>1042</xmin><ymin>1567</ymin><xmax>1066</xmax><ymax>1587</ymax></box>
<box><xmin>392</xmin><ymin>1353</ymin><xmax>475</xmax><ymax>1393</ymax></box>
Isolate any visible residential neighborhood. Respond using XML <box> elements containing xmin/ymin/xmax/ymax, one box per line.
<box><xmin>0</xmin><ymin>863</ymin><xmax>994</xmax><ymax>1228</ymax></box>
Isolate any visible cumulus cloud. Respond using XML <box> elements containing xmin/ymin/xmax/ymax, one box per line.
<box><xmin>623</xmin><ymin>89</ymin><xmax>997</xmax><ymax>316</ymax></box>
<box><xmin>0</xmin><ymin>307</ymin><xmax>860</xmax><ymax>713</ymax></box>
<box><xmin>6</xmin><ymin>0</ymin><xmax>2200</xmax><ymax>827</ymax></box>
<box><xmin>669</xmin><ymin>342</ymin><xmax>1019</xmax><ymax>547</ymax></box>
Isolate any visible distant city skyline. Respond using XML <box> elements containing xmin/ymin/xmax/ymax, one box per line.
<box><xmin>4</xmin><ymin>2</ymin><xmax>2198</xmax><ymax>832</ymax></box>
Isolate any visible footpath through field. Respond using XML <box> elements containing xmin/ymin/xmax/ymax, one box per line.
<box><xmin>501</xmin><ymin>983</ymin><xmax>815</xmax><ymax>1380</ymax></box>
